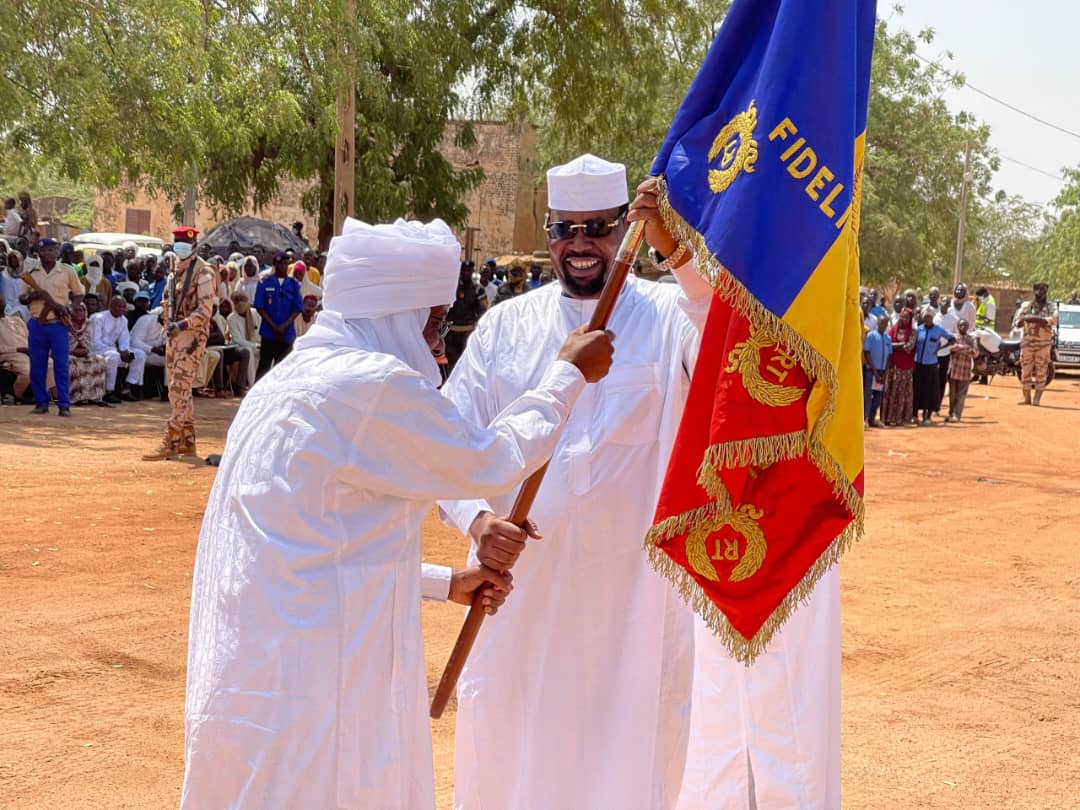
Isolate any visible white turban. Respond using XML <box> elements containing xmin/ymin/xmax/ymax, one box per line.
<box><xmin>296</xmin><ymin>217</ymin><xmax>461</xmax><ymax>387</ymax></box>
<box><xmin>85</xmin><ymin>255</ymin><xmax>104</xmax><ymax>285</ymax></box>
<box><xmin>321</xmin><ymin>217</ymin><xmax>459</xmax><ymax>319</ymax></box>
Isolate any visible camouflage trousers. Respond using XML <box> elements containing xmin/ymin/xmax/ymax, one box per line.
<box><xmin>166</xmin><ymin>329</ymin><xmax>208</xmax><ymax>431</ymax></box>
<box><xmin>1020</xmin><ymin>342</ymin><xmax>1051</xmax><ymax>393</ymax></box>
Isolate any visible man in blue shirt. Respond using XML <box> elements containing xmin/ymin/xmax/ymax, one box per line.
<box><xmin>103</xmin><ymin>251</ymin><xmax>127</xmax><ymax>293</ymax></box>
<box><xmin>254</xmin><ymin>250</ymin><xmax>303</xmax><ymax>379</ymax></box>
<box><xmin>862</xmin><ymin>313</ymin><xmax>892</xmax><ymax>427</ymax></box>
<box><xmin>145</xmin><ymin>260</ymin><xmax>168</xmax><ymax>309</ymax></box>
<box><xmin>913</xmin><ymin>310</ymin><xmax>954</xmax><ymax>425</ymax></box>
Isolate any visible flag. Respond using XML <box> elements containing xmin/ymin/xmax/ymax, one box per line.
<box><xmin>645</xmin><ymin>0</ymin><xmax>876</xmax><ymax>662</ymax></box>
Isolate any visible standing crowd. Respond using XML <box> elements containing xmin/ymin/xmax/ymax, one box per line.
<box><xmin>861</xmin><ymin>280</ymin><xmax>1060</xmax><ymax>428</ymax></box>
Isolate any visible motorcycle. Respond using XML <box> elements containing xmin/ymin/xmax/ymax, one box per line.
<box><xmin>971</xmin><ymin>328</ymin><xmax>1006</xmax><ymax>383</ymax></box>
<box><xmin>969</xmin><ymin>327</ymin><xmax>1054</xmax><ymax>387</ymax></box>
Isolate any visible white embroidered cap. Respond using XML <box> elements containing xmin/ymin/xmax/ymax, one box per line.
<box><xmin>546</xmin><ymin>153</ymin><xmax>629</xmax><ymax>212</ymax></box>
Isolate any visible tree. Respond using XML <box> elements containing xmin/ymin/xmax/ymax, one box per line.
<box><xmin>1</xmin><ymin>0</ymin><xmax>512</xmax><ymax>247</ymax></box>
<box><xmin>508</xmin><ymin>1</ymin><xmax>731</xmax><ymax>183</ymax></box>
<box><xmin>858</xmin><ymin>17</ymin><xmax>997</xmax><ymax>290</ymax></box>
<box><xmin>966</xmin><ymin>191</ymin><xmax>1046</xmax><ymax>285</ymax></box>
<box><xmin>0</xmin><ymin>0</ymin><xmax>1041</xmax><ymax>272</ymax></box>
<box><xmin>1033</xmin><ymin>164</ymin><xmax>1080</xmax><ymax>294</ymax></box>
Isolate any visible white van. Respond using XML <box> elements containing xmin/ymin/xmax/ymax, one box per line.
<box><xmin>70</xmin><ymin>232</ymin><xmax>165</xmax><ymax>258</ymax></box>
<box><xmin>1056</xmin><ymin>303</ymin><xmax>1080</xmax><ymax>369</ymax></box>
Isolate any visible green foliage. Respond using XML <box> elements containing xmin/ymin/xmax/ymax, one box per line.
<box><xmin>509</xmin><ymin>1</ymin><xmax>731</xmax><ymax>183</ymax></box>
<box><xmin>1033</xmin><ymin>165</ymin><xmax>1080</xmax><ymax>293</ymax></box>
<box><xmin>966</xmin><ymin>192</ymin><xmax>1046</xmax><ymax>286</ymax></box>
<box><xmin>1</xmin><ymin>165</ymin><xmax>95</xmax><ymax>229</ymax></box>
<box><xmin>0</xmin><ymin>0</ymin><xmax>512</xmax><ymax>246</ymax></box>
<box><xmin>0</xmin><ymin>0</ymin><xmax>1061</xmax><ymax>277</ymax></box>
<box><xmin>859</xmin><ymin>18</ymin><xmax>996</xmax><ymax>290</ymax></box>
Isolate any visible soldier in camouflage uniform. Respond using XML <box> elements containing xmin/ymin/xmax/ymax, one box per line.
<box><xmin>1013</xmin><ymin>281</ymin><xmax>1058</xmax><ymax>406</ymax></box>
<box><xmin>143</xmin><ymin>226</ymin><xmax>217</xmax><ymax>460</ymax></box>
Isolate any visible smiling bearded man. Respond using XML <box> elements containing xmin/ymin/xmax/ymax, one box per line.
<box><xmin>437</xmin><ymin>154</ymin><xmax>715</xmax><ymax>809</ymax></box>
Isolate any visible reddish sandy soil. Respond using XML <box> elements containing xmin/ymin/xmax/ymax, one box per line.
<box><xmin>1</xmin><ymin>372</ymin><xmax>1078</xmax><ymax>809</ymax></box>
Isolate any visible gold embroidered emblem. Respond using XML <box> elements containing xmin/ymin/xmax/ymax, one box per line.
<box><xmin>707</xmin><ymin>101</ymin><xmax>759</xmax><ymax>194</ymax></box>
<box><xmin>685</xmin><ymin>504</ymin><xmax>767</xmax><ymax>583</ymax></box>
<box><xmin>725</xmin><ymin>324</ymin><xmax>804</xmax><ymax>407</ymax></box>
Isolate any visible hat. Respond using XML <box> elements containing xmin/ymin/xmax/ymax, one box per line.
<box><xmin>272</xmin><ymin>250</ymin><xmax>288</xmax><ymax>261</ymax></box>
<box><xmin>116</xmin><ymin>281</ymin><xmax>139</xmax><ymax>295</ymax></box>
<box><xmin>121</xmin><ymin>240</ymin><xmax>138</xmax><ymax>251</ymax></box>
<box><xmin>134</xmin><ymin>291</ymin><xmax>151</xmax><ymax>301</ymax></box>
<box><xmin>61</xmin><ymin>242</ymin><xmax>74</xmax><ymax>252</ymax></box>
<box><xmin>303</xmin><ymin>293</ymin><xmax>320</xmax><ymax>303</ymax></box>
<box><xmin>171</xmin><ymin>226</ymin><xmax>198</xmax><ymax>242</ymax></box>
<box><xmin>38</xmin><ymin>238</ymin><xmax>59</xmax><ymax>248</ymax></box>
<box><xmin>322</xmin><ymin>217</ymin><xmax>460</xmax><ymax>320</ymax></box>
<box><xmin>292</xmin><ymin>261</ymin><xmax>307</xmax><ymax>274</ymax></box>
<box><xmin>546</xmin><ymin>153</ymin><xmax>628</xmax><ymax>212</ymax></box>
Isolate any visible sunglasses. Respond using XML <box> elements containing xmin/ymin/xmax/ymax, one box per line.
<box><xmin>544</xmin><ymin>209</ymin><xmax>627</xmax><ymax>242</ymax></box>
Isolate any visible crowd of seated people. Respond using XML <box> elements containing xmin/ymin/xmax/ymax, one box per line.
<box><xmin>1</xmin><ymin>231</ymin><xmax>325</xmax><ymax>410</ymax></box>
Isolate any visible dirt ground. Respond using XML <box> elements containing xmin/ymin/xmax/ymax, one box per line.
<box><xmin>1</xmin><ymin>372</ymin><xmax>1078</xmax><ymax>809</ymax></box>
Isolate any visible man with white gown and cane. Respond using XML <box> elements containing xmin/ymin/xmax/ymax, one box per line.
<box><xmin>181</xmin><ymin>216</ymin><xmax>613</xmax><ymax>808</ymax></box>
<box><xmin>436</xmin><ymin>154</ymin><xmax>715</xmax><ymax>809</ymax></box>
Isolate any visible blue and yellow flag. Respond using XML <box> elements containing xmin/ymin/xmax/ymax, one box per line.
<box><xmin>646</xmin><ymin>0</ymin><xmax>875</xmax><ymax>661</ymax></box>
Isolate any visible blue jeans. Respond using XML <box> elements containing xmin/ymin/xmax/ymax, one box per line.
<box><xmin>28</xmin><ymin>319</ymin><xmax>70</xmax><ymax>408</ymax></box>
<box><xmin>862</xmin><ymin>365</ymin><xmax>873</xmax><ymax>421</ymax></box>
<box><xmin>868</xmin><ymin>388</ymin><xmax>884</xmax><ymax>424</ymax></box>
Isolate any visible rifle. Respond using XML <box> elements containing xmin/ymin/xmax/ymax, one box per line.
<box><xmin>10</xmin><ymin>265</ymin><xmax>74</xmax><ymax>333</ymax></box>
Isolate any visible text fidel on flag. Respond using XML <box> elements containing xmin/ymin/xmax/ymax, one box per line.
<box><xmin>645</xmin><ymin>0</ymin><xmax>876</xmax><ymax>662</ymax></box>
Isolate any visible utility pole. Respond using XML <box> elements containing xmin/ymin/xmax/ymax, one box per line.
<box><xmin>333</xmin><ymin>0</ymin><xmax>357</xmax><ymax>237</ymax></box>
<box><xmin>183</xmin><ymin>169</ymin><xmax>198</xmax><ymax>228</ymax></box>
<box><xmin>953</xmin><ymin>140</ymin><xmax>972</xmax><ymax>288</ymax></box>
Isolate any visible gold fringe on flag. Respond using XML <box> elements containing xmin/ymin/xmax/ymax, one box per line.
<box><xmin>643</xmin><ymin>177</ymin><xmax>865</xmax><ymax>664</ymax></box>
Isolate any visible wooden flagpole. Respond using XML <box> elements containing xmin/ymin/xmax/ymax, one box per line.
<box><xmin>430</xmin><ymin>218</ymin><xmax>647</xmax><ymax>719</ymax></box>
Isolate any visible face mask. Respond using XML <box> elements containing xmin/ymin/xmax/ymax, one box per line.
<box><xmin>173</xmin><ymin>242</ymin><xmax>193</xmax><ymax>259</ymax></box>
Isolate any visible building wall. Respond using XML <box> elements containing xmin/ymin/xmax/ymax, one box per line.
<box><xmin>92</xmin><ymin>179</ymin><xmax>317</xmax><ymax>244</ymax></box>
<box><xmin>439</xmin><ymin>120</ymin><xmax>547</xmax><ymax>262</ymax></box>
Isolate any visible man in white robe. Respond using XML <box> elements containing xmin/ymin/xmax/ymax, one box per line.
<box><xmin>439</xmin><ymin>155</ymin><xmax>708</xmax><ymax>809</ymax></box>
<box><xmin>439</xmin><ymin>154</ymin><xmax>841</xmax><ymax>809</ymax></box>
<box><xmin>90</xmin><ymin>294</ymin><xmax>146</xmax><ymax>401</ymax></box>
<box><xmin>181</xmin><ymin>217</ymin><xmax>615</xmax><ymax>809</ymax></box>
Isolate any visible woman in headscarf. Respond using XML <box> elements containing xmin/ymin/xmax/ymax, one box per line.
<box><xmin>216</xmin><ymin>266</ymin><xmax>232</xmax><ymax>303</ymax></box>
<box><xmin>68</xmin><ymin>302</ymin><xmax>108</xmax><ymax>406</ymax></box>
<box><xmin>881</xmin><ymin>307</ymin><xmax>916</xmax><ymax>426</ymax></box>
<box><xmin>233</xmin><ymin>255</ymin><xmax>261</xmax><ymax>302</ymax></box>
